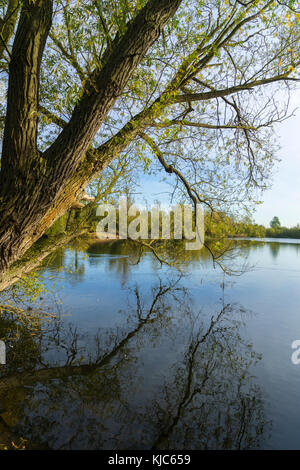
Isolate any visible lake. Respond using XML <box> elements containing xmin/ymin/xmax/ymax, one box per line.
<box><xmin>1</xmin><ymin>238</ymin><xmax>300</xmax><ymax>450</ymax></box>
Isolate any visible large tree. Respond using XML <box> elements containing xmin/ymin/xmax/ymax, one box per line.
<box><xmin>0</xmin><ymin>0</ymin><xmax>299</xmax><ymax>280</ymax></box>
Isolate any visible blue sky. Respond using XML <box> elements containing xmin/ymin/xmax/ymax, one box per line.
<box><xmin>137</xmin><ymin>88</ymin><xmax>300</xmax><ymax>228</ymax></box>
<box><xmin>254</xmin><ymin>89</ymin><xmax>300</xmax><ymax>228</ymax></box>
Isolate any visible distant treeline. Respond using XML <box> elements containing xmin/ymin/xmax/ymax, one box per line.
<box><xmin>230</xmin><ymin>222</ymin><xmax>266</xmax><ymax>238</ymax></box>
<box><xmin>231</xmin><ymin>221</ymin><xmax>300</xmax><ymax>239</ymax></box>
<box><xmin>265</xmin><ymin>226</ymin><xmax>300</xmax><ymax>239</ymax></box>
<box><xmin>44</xmin><ymin>203</ymin><xmax>300</xmax><ymax>241</ymax></box>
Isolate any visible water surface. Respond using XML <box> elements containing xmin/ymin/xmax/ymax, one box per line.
<box><xmin>1</xmin><ymin>239</ymin><xmax>300</xmax><ymax>450</ymax></box>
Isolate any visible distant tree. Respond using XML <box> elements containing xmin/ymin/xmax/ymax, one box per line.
<box><xmin>270</xmin><ymin>216</ymin><xmax>281</xmax><ymax>229</ymax></box>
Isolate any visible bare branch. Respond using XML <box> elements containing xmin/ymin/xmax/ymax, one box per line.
<box><xmin>139</xmin><ymin>132</ymin><xmax>213</xmax><ymax>211</ymax></box>
<box><xmin>152</xmin><ymin>119</ymin><xmax>257</xmax><ymax>130</ymax></box>
<box><xmin>174</xmin><ymin>74</ymin><xmax>300</xmax><ymax>104</ymax></box>
<box><xmin>39</xmin><ymin>105</ymin><xmax>67</xmax><ymax>128</ymax></box>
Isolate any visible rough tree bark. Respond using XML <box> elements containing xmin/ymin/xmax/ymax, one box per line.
<box><xmin>0</xmin><ymin>0</ymin><xmax>183</xmax><ymax>280</ymax></box>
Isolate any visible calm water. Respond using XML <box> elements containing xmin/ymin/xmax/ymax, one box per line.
<box><xmin>1</xmin><ymin>238</ymin><xmax>300</xmax><ymax>450</ymax></box>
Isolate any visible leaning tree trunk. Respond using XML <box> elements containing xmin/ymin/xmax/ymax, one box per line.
<box><xmin>0</xmin><ymin>0</ymin><xmax>183</xmax><ymax>281</ymax></box>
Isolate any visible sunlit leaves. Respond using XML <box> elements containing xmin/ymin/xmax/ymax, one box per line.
<box><xmin>2</xmin><ymin>0</ymin><xmax>298</xmax><ymax>219</ymax></box>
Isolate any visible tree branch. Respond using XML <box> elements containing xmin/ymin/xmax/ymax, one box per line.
<box><xmin>43</xmin><ymin>0</ymin><xmax>183</xmax><ymax>191</ymax></box>
<box><xmin>49</xmin><ymin>31</ymin><xmax>85</xmax><ymax>82</ymax></box>
<box><xmin>0</xmin><ymin>0</ymin><xmax>19</xmax><ymax>60</ymax></box>
<box><xmin>39</xmin><ymin>105</ymin><xmax>67</xmax><ymax>128</ymax></box>
<box><xmin>174</xmin><ymin>74</ymin><xmax>299</xmax><ymax>104</ymax></box>
<box><xmin>152</xmin><ymin>119</ymin><xmax>257</xmax><ymax>130</ymax></box>
<box><xmin>1</xmin><ymin>0</ymin><xmax>53</xmax><ymax>180</ymax></box>
<box><xmin>139</xmin><ymin>132</ymin><xmax>213</xmax><ymax>210</ymax></box>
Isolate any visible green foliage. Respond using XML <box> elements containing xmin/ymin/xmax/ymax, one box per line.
<box><xmin>33</xmin><ymin>0</ymin><xmax>300</xmax><ymax>216</ymax></box>
<box><xmin>266</xmin><ymin>224</ymin><xmax>300</xmax><ymax>238</ymax></box>
<box><xmin>270</xmin><ymin>216</ymin><xmax>281</xmax><ymax>229</ymax></box>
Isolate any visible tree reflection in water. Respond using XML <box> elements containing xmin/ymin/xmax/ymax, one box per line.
<box><xmin>0</xmin><ymin>276</ymin><xmax>270</xmax><ymax>450</ymax></box>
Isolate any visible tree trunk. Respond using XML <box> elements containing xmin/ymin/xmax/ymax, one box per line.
<box><xmin>0</xmin><ymin>0</ymin><xmax>183</xmax><ymax>281</ymax></box>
